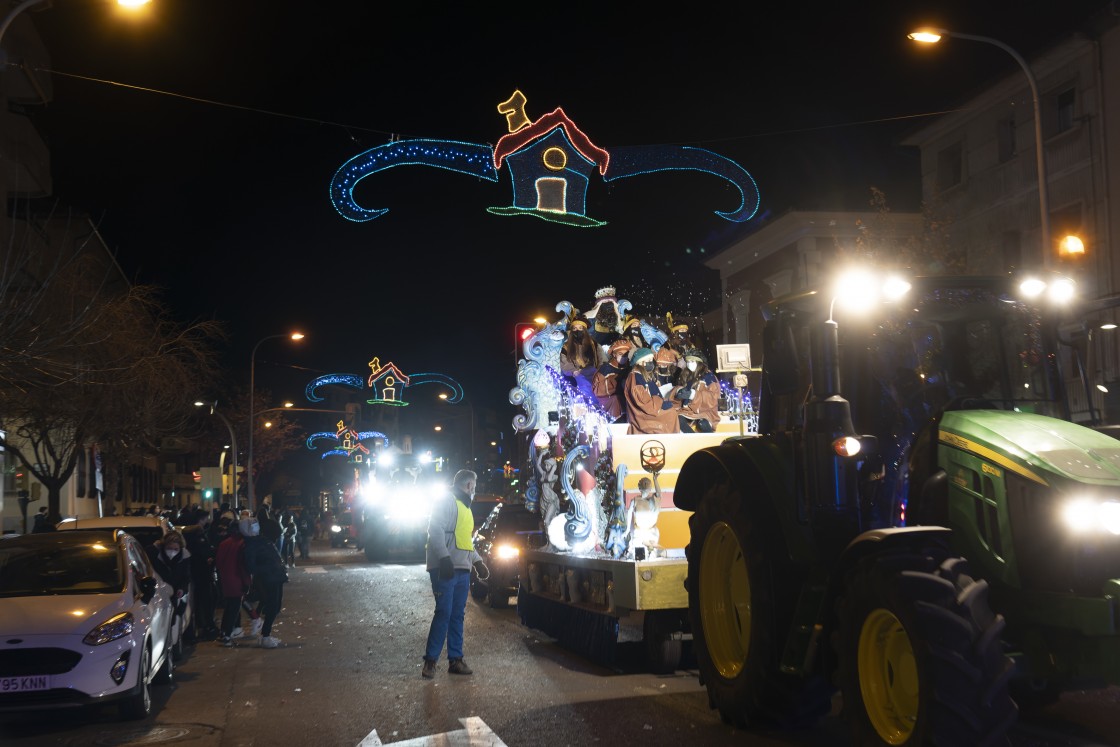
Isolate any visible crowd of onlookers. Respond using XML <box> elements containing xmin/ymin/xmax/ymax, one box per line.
<box><xmin>161</xmin><ymin>502</ymin><xmax>325</xmax><ymax>648</ymax></box>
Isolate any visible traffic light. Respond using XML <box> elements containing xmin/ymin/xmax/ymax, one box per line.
<box><xmin>514</xmin><ymin>323</ymin><xmax>536</xmax><ymax>354</ymax></box>
<box><xmin>16</xmin><ymin>470</ymin><xmax>29</xmax><ymax>497</ymax></box>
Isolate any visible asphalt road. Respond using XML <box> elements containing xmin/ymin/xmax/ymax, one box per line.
<box><xmin>1</xmin><ymin>538</ymin><xmax>1117</xmax><ymax>747</ymax></box>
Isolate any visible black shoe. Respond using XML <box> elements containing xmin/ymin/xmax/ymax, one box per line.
<box><xmin>448</xmin><ymin>658</ymin><xmax>473</xmax><ymax>675</ymax></box>
<box><xmin>421</xmin><ymin>658</ymin><xmax>437</xmax><ymax>679</ymax></box>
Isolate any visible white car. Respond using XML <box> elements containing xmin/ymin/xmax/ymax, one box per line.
<box><xmin>55</xmin><ymin>514</ymin><xmax>191</xmax><ymax>658</ymax></box>
<box><xmin>56</xmin><ymin>515</ymin><xmax>174</xmax><ymax>550</ymax></box>
<box><xmin>0</xmin><ymin>529</ymin><xmax>177</xmax><ymax>719</ymax></box>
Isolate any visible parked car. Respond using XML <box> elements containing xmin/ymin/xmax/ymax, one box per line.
<box><xmin>0</xmin><ymin>529</ymin><xmax>177</xmax><ymax>720</ymax></box>
<box><xmin>55</xmin><ymin>515</ymin><xmax>189</xmax><ymax>660</ymax></box>
<box><xmin>470</xmin><ymin>502</ymin><xmax>544</xmax><ymax>608</ymax></box>
<box><xmin>56</xmin><ymin>515</ymin><xmax>174</xmax><ymax>550</ymax></box>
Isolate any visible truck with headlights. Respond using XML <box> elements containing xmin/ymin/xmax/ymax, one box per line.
<box><xmin>673</xmin><ymin>271</ymin><xmax>1120</xmax><ymax>746</ymax></box>
<box><xmin>360</xmin><ymin>451</ymin><xmax>440</xmax><ymax>561</ymax></box>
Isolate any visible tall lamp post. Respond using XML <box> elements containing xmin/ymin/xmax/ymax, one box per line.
<box><xmin>195</xmin><ymin>401</ymin><xmax>238</xmax><ymax>505</ymax></box>
<box><xmin>247</xmin><ymin>332</ymin><xmax>304</xmax><ymax>510</ymax></box>
<box><xmin>908</xmin><ymin>28</ymin><xmax>1051</xmax><ymax>265</ymax></box>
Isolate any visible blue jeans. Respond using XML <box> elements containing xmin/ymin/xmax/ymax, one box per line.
<box><xmin>424</xmin><ymin>568</ymin><xmax>469</xmax><ymax>661</ymax></box>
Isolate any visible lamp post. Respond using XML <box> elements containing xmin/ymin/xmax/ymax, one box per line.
<box><xmin>195</xmin><ymin>401</ymin><xmax>238</xmax><ymax>504</ymax></box>
<box><xmin>908</xmin><ymin>28</ymin><xmax>1051</xmax><ymax>265</ymax></box>
<box><xmin>247</xmin><ymin>332</ymin><xmax>305</xmax><ymax>510</ymax></box>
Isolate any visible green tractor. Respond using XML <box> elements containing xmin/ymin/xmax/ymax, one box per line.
<box><xmin>675</xmin><ymin>272</ymin><xmax>1120</xmax><ymax>745</ymax></box>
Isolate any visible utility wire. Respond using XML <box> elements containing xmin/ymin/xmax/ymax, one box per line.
<box><xmin>28</xmin><ymin>64</ymin><xmax>969</xmax><ymax>148</ymax></box>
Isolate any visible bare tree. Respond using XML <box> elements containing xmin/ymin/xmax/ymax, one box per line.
<box><xmin>0</xmin><ymin>250</ymin><xmax>225</xmax><ymax>522</ymax></box>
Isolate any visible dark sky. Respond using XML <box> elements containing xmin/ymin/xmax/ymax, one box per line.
<box><xmin>29</xmin><ymin>0</ymin><xmax>1113</xmax><ymax>424</ymax></box>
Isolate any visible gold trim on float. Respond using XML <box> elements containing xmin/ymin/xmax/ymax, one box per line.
<box><xmin>939</xmin><ymin>431</ymin><xmax>1049</xmax><ymax>486</ymax></box>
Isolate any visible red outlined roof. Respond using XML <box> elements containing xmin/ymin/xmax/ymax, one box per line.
<box><xmin>493</xmin><ymin>108</ymin><xmax>610</xmax><ymax>175</ymax></box>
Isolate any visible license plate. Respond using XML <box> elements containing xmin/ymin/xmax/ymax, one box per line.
<box><xmin>0</xmin><ymin>675</ymin><xmax>50</xmax><ymax>692</ymax></box>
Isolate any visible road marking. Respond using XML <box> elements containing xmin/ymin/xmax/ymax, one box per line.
<box><xmin>358</xmin><ymin>716</ymin><xmax>506</xmax><ymax>747</ymax></box>
<box><xmin>300</xmin><ymin>566</ymin><xmax>328</xmax><ymax>573</ymax></box>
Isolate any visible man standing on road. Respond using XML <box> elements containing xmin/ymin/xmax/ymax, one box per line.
<box><xmin>421</xmin><ymin>469</ymin><xmax>488</xmax><ymax>679</ymax></box>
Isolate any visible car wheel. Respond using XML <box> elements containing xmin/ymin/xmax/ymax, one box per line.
<box><xmin>119</xmin><ymin>646</ymin><xmax>152</xmax><ymax>720</ymax></box>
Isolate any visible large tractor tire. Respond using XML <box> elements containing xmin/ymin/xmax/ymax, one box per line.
<box><xmin>835</xmin><ymin>548</ymin><xmax>1017</xmax><ymax>746</ymax></box>
<box><xmin>686</xmin><ymin>477</ymin><xmax>831</xmax><ymax>727</ymax></box>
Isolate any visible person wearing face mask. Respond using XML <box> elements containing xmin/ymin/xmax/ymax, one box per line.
<box><xmin>147</xmin><ymin>530</ymin><xmax>193</xmax><ymax>623</ymax></box>
<box><xmin>182</xmin><ymin>508</ymin><xmax>220</xmax><ymax>640</ymax></box>
<box><xmin>673</xmin><ymin>350</ymin><xmax>721</xmax><ymax>433</ymax></box>
<box><xmin>243</xmin><ymin>516</ymin><xmax>288</xmax><ymax>648</ymax></box>
<box><xmin>560</xmin><ymin>318</ymin><xmax>602</xmax><ymax>402</ymax></box>
<box><xmin>592</xmin><ymin>338</ymin><xmax>632</xmax><ymax>422</ymax></box>
<box><xmin>623</xmin><ymin>347</ymin><xmax>681</xmax><ymax>435</ymax></box>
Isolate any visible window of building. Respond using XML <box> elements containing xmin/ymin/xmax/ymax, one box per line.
<box><xmin>1057</xmin><ymin>88</ymin><xmax>1075</xmax><ymax>134</ymax></box>
<box><xmin>936</xmin><ymin>142</ymin><xmax>963</xmax><ymax>192</ymax></box>
<box><xmin>997</xmin><ymin>116</ymin><xmax>1016</xmax><ymax>163</ymax></box>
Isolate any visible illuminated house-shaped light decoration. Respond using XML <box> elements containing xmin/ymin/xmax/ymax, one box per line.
<box><xmin>366</xmin><ymin>356</ymin><xmax>410</xmax><ymax>406</ymax></box>
<box><xmin>491</xmin><ymin>95</ymin><xmax>610</xmax><ymax>228</ymax></box>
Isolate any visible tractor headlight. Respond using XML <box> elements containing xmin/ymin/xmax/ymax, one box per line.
<box><xmin>494</xmin><ymin>544</ymin><xmax>520</xmax><ymax>560</ymax></box>
<box><xmin>1061</xmin><ymin>498</ymin><xmax>1120</xmax><ymax>535</ymax></box>
<box><xmin>330</xmin><ymin>524</ymin><xmax>342</xmax><ymax>533</ymax></box>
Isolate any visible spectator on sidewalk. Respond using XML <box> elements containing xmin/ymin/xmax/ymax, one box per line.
<box><xmin>245</xmin><ymin>516</ymin><xmax>289</xmax><ymax>648</ymax></box>
<box><xmin>214</xmin><ymin>519</ymin><xmax>251</xmax><ymax>646</ymax></box>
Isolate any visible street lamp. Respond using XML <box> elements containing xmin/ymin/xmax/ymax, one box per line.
<box><xmin>247</xmin><ymin>331</ymin><xmax>305</xmax><ymax>510</ymax></box>
<box><xmin>908</xmin><ymin>28</ymin><xmax>1051</xmax><ymax>264</ymax></box>
<box><xmin>194</xmin><ymin>400</ymin><xmax>238</xmax><ymax>505</ymax></box>
<box><xmin>0</xmin><ymin>0</ymin><xmax>152</xmax><ymax>54</ymax></box>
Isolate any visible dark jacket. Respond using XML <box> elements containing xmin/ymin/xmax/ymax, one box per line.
<box><xmin>147</xmin><ymin>541</ymin><xmax>192</xmax><ymax>596</ymax></box>
<box><xmin>244</xmin><ymin>535</ymin><xmax>288</xmax><ymax>584</ymax></box>
<box><xmin>181</xmin><ymin>524</ymin><xmax>215</xmax><ymax>581</ymax></box>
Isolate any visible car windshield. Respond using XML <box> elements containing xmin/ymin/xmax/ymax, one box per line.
<box><xmin>0</xmin><ymin>541</ymin><xmax>124</xmax><ymax>597</ymax></box>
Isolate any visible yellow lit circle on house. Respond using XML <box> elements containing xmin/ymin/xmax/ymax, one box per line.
<box><xmin>542</xmin><ymin>147</ymin><xmax>567</xmax><ymax>171</ymax></box>
<box><xmin>385</xmin><ymin>377</ymin><xmax>395</xmax><ymax>387</ymax></box>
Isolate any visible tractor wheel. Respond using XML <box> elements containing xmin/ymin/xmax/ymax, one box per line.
<box><xmin>686</xmin><ymin>477</ymin><xmax>831</xmax><ymax>727</ymax></box>
<box><xmin>835</xmin><ymin>548</ymin><xmax>1017</xmax><ymax>746</ymax></box>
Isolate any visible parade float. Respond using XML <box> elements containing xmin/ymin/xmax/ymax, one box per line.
<box><xmin>509</xmin><ymin>286</ymin><xmax>752</xmax><ymax>673</ymax></box>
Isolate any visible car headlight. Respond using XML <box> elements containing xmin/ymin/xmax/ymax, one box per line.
<box><xmin>1061</xmin><ymin>498</ymin><xmax>1120</xmax><ymax>535</ymax></box>
<box><xmin>83</xmin><ymin>611</ymin><xmax>134</xmax><ymax>646</ymax></box>
<box><xmin>494</xmin><ymin>544</ymin><xmax>520</xmax><ymax>560</ymax></box>
<box><xmin>330</xmin><ymin>524</ymin><xmax>342</xmax><ymax>533</ymax></box>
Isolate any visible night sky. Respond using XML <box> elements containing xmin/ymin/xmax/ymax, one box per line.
<box><xmin>28</xmin><ymin>0</ymin><xmax>1113</xmax><ymax>430</ymax></box>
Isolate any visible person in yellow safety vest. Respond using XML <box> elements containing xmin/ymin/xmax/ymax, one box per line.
<box><xmin>421</xmin><ymin>469</ymin><xmax>489</xmax><ymax>679</ymax></box>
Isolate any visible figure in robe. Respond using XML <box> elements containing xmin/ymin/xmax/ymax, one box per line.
<box><xmin>673</xmin><ymin>349</ymin><xmax>722</xmax><ymax>433</ymax></box>
<box><xmin>623</xmin><ymin>347</ymin><xmax>681</xmax><ymax>435</ymax></box>
<box><xmin>592</xmin><ymin>338</ymin><xmax>631</xmax><ymax>422</ymax></box>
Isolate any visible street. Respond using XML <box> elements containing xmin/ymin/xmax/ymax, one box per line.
<box><xmin>1</xmin><ymin>538</ymin><xmax>1118</xmax><ymax>747</ymax></box>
